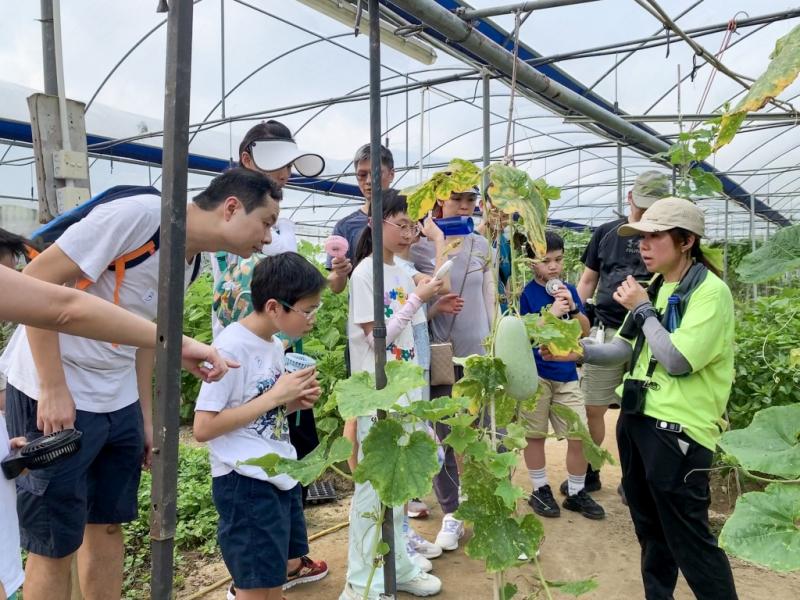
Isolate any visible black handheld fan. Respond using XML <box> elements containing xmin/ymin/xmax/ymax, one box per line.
<box><xmin>2</xmin><ymin>429</ymin><xmax>82</xmax><ymax>480</ymax></box>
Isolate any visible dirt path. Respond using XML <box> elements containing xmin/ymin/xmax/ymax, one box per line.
<box><xmin>179</xmin><ymin>411</ymin><xmax>799</xmax><ymax>599</ymax></box>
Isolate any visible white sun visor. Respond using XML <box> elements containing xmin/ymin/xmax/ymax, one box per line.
<box><xmin>250</xmin><ymin>139</ymin><xmax>325</xmax><ymax>178</ymax></box>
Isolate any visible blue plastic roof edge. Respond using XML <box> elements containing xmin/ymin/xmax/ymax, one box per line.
<box><xmin>1</xmin><ymin>116</ymin><xmax>587</xmax><ymax>230</ymax></box>
<box><xmin>381</xmin><ymin>0</ymin><xmax>791</xmax><ymax>226</ymax></box>
<box><xmin>0</xmin><ymin>117</ymin><xmax>363</xmax><ymax>198</ymax></box>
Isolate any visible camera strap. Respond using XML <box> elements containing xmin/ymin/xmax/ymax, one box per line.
<box><xmin>627</xmin><ymin>262</ymin><xmax>709</xmax><ymax>377</ymax></box>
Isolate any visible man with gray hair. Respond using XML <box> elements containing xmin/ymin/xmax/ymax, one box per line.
<box><xmin>567</xmin><ymin>170</ymin><xmax>671</xmax><ymax>499</ymax></box>
<box><xmin>327</xmin><ymin>144</ymin><xmax>395</xmax><ymax>268</ymax></box>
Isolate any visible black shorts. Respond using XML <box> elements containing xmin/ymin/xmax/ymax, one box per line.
<box><xmin>212</xmin><ymin>472</ymin><xmax>309</xmax><ymax>589</ymax></box>
<box><xmin>5</xmin><ymin>385</ymin><xmax>144</xmax><ymax>558</ymax></box>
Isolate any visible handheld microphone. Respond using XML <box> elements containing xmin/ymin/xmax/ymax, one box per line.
<box><xmin>545</xmin><ymin>278</ymin><xmax>564</xmax><ymax>296</ymax></box>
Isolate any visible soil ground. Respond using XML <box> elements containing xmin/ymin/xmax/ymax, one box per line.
<box><xmin>177</xmin><ymin>411</ymin><xmax>799</xmax><ymax>600</ymax></box>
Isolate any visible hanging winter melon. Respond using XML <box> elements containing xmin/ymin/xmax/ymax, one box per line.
<box><xmin>494</xmin><ymin>315</ymin><xmax>539</xmax><ymax>401</ymax></box>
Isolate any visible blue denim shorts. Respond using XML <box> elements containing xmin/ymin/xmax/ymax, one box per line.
<box><xmin>5</xmin><ymin>385</ymin><xmax>144</xmax><ymax>558</ymax></box>
<box><xmin>212</xmin><ymin>472</ymin><xmax>309</xmax><ymax>589</ymax></box>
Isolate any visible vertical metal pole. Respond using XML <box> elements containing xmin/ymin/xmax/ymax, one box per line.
<box><xmin>220</xmin><ymin>0</ymin><xmax>226</xmax><ymax>119</ymax></box>
<box><xmin>150</xmin><ymin>1</ymin><xmax>194</xmax><ymax>599</ymax></box>
<box><xmin>368</xmin><ymin>0</ymin><xmax>395</xmax><ymax>596</ymax></box>
<box><xmin>723</xmin><ymin>196</ymin><xmax>729</xmax><ymax>281</ymax></box>
<box><xmin>40</xmin><ymin>0</ymin><xmax>57</xmax><ymax>95</ymax></box>
<box><xmin>616</xmin><ymin>141</ymin><xmax>623</xmax><ymax>215</ymax></box>
<box><xmin>419</xmin><ymin>87</ymin><xmax>425</xmax><ymax>182</ymax></box>
<box><xmin>405</xmin><ymin>74</ymin><xmax>409</xmax><ymax>168</ymax></box>
<box><xmin>482</xmin><ymin>71</ymin><xmax>490</xmax><ymax>203</ymax></box>
<box><xmin>749</xmin><ymin>193</ymin><xmax>756</xmax><ymax>300</ymax></box>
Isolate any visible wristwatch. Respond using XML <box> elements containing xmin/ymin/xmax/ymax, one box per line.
<box><xmin>633</xmin><ymin>304</ymin><xmax>658</xmax><ymax>327</ymax></box>
<box><xmin>567</xmin><ymin>308</ymin><xmax>580</xmax><ymax>317</ymax></box>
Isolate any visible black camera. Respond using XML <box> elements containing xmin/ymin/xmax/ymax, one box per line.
<box><xmin>621</xmin><ymin>378</ymin><xmax>648</xmax><ymax>415</ymax></box>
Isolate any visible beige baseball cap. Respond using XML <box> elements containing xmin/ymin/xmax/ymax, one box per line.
<box><xmin>631</xmin><ymin>170</ymin><xmax>671</xmax><ymax>208</ymax></box>
<box><xmin>618</xmin><ymin>197</ymin><xmax>705</xmax><ymax>237</ymax></box>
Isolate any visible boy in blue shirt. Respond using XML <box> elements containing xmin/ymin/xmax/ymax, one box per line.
<box><xmin>518</xmin><ymin>232</ymin><xmax>605</xmax><ymax>520</ymax></box>
<box><xmin>194</xmin><ymin>252</ymin><xmax>329</xmax><ymax>600</ymax></box>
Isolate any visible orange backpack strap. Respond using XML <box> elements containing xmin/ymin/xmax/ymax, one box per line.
<box><xmin>107</xmin><ymin>230</ymin><xmax>160</xmax><ymax>305</ymax></box>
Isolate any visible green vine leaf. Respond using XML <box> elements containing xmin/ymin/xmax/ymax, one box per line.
<box><xmin>500</xmin><ymin>582</ymin><xmax>518</xmax><ymax>600</ymax></box>
<box><xmin>402</xmin><ymin>158</ymin><xmax>481</xmax><ymax>220</ymax></box>
<box><xmin>353</xmin><ymin>419</ymin><xmax>440</xmax><ymax>506</ymax></box>
<box><xmin>719</xmin><ymin>482</ymin><xmax>800</xmax><ymax>571</ymax></box>
<box><xmin>487</xmin><ymin>164</ymin><xmax>555</xmax><ymax>257</ymax></box>
<box><xmin>456</xmin><ymin>461</ymin><xmax>544</xmax><ymax>571</ymax></box>
<box><xmin>688</xmin><ymin>167</ymin><xmax>724</xmax><ymax>196</ymax></box>
<box><xmin>334</xmin><ymin>360</ymin><xmax>426</xmax><ymax>419</ymax></box>
<box><xmin>736</xmin><ymin>224</ymin><xmax>800</xmax><ymax>284</ymax></box>
<box><xmin>395</xmin><ymin>395</ymin><xmax>471</xmax><ymax>421</ymax></box>
<box><xmin>550</xmin><ymin>404</ymin><xmax>616</xmax><ymax>470</ymax></box>
<box><xmin>716</xmin><ymin>23</ymin><xmax>800</xmax><ymax>149</ymax></box>
<box><xmin>523</xmin><ymin>311</ymin><xmax>583</xmax><ymax>357</ymax></box>
<box><xmin>243</xmin><ymin>436</ymin><xmax>353</xmax><ymax>486</ymax></box>
<box><xmin>790</xmin><ymin>348</ymin><xmax>800</xmax><ymax>369</ymax></box>
<box><xmin>441</xmin><ymin>413</ymin><xmax>479</xmax><ymax>428</ymax></box>
<box><xmin>443</xmin><ymin>424</ymin><xmax>480</xmax><ymax>453</ymax></box>
<box><xmin>494</xmin><ymin>478</ymin><xmax>527</xmax><ymax>510</ymax></box>
<box><xmin>454</xmin><ymin>354</ymin><xmax>510</xmax><ymax>417</ymax></box>
<box><xmin>546</xmin><ymin>579</ymin><xmax>600</xmax><ymax>596</ymax></box>
<box><xmin>487</xmin><ymin>450</ymin><xmax>519</xmax><ymax>479</ymax></box>
<box><xmin>718</xmin><ymin>404</ymin><xmax>800</xmax><ymax>479</ymax></box>
<box><xmin>502</xmin><ymin>422</ymin><xmax>529</xmax><ymax>451</ymax></box>
<box><xmin>468</xmin><ymin>513</ymin><xmax>544</xmax><ymax>572</ymax></box>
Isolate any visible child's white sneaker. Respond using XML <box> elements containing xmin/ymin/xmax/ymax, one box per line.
<box><xmin>397</xmin><ymin>571</ymin><xmax>442</xmax><ymax>596</ymax></box>
<box><xmin>407</xmin><ymin>540</ymin><xmax>433</xmax><ymax>573</ymax></box>
<box><xmin>434</xmin><ymin>513</ymin><xmax>464</xmax><ymax>551</ymax></box>
<box><xmin>408</xmin><ymin>527</ymin><xmax>443</xmax><ymax>559</ymax></box>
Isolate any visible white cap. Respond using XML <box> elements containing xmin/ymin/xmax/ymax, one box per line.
<box><xmin>250</xmin><ymin>139</ymin><xmax>325</xmax><ymax>178</ymax></box>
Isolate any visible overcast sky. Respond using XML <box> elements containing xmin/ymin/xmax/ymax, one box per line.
<box><xmin>1</xmin><ymin>0</ymin><xmax>798</xmax><ymax>237</ymax></box>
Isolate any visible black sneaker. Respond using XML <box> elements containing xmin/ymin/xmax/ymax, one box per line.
<box><xmin>558</xmin><ymin>467</ymin><xmax>602</xmax><ymax>496</ymax></box>
<box><xmin>585</xmin><ymin>466</ymin><xmax>602</xmax><ymax>492</ymax></box>
<box><xmin>563</xmin><ymin>489</ymin><xmax>606</xmax><ymax>520</ymax></box>
<box><xmin>528</xmin><ymin>484</ymin><xmax>561</xmax><ymax>518</ymax></box>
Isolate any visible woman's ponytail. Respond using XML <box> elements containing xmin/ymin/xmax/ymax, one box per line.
<box><xmin>691</xmin><ymin>240</ymin><xmax>722</xmax><ymax>278</ymax></box>
<box><xmin>353</xmin><ymin>225</ymin><xmax>373</xmax><ymax>267</ymax></box>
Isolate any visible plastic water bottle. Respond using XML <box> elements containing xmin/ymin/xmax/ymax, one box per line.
<box><xmin>665</xmin><ymin>295</ymin><xmax>680</xmax><ymax>333</ymax></box>
<box><xmin>433</xmin><ymin>216</ymin><xmax>474</xmax><ymax>236</ymax></box>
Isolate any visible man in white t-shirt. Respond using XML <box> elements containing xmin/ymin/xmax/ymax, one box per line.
<box><xmin>1</xmin><ymin>168</ymin><xmax>280</xmax><ymax>600</ymax></box>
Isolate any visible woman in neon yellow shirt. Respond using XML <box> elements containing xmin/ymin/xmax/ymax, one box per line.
<box><xmin>544</xmin><ymin>197</ymin><xmax>738</xmax><ymax>600</ymax></box>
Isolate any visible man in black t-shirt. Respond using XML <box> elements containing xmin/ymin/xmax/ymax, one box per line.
<box><xmin>571</xmin><ymin>171</ymin><xmax>670</xmax><ymax>494</ymax></box>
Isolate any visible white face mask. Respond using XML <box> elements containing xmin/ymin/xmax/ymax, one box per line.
<box><xmin>503</xmin><ymin>225</ymin><xmax>512</xmax><ymax>238</ymax></box>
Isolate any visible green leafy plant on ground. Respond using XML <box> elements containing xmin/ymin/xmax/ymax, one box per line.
<box><xmin>180</xmin><ymin>272</ymin><xmax>213</xmax><ymax>423</ymax></box>
<box><xmin>728</xmin><ymin>290</ymin><xmax>800</xmax><ymax>431</ymax></box>
<box><xmin>123</xmin><ymin>445</ymin><xmax>218</xmax><ymax>598</ymax></box>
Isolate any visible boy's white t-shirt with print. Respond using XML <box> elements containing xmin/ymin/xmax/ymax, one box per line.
<box><xmin>0</xmin><ymin>195</ymin><xmax>196</xmax><ymax>413</ymax></box>
<box><xmin>348</xmin><ymin>259</ymin><xmax>425</xmax><ymax>404</ymax></box>
<box><xmin>194</xmin><ymin>322</ymin><xmax>298</xmax><ymax>490</ymax></box>
<box><xmin>0</xmin><ymin>414</ymin><xmax>24</xmax><ymax>598</ymax></box>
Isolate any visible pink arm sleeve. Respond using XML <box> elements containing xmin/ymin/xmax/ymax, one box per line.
<box><xmin>364</xmin><ymin>293</ymin><xmax>423</xmax><ymax>350</ymax></box>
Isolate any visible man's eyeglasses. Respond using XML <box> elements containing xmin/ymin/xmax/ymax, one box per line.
<box><xmin>278</xmin><ymin>300</ymin><xmax>322</xmax><ymax>320</ymax></box>
<box><xmin>383</xmin><ymin>219</ymin><xmax>420</xmax><ymax>237</ymax></box>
